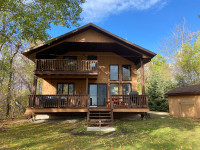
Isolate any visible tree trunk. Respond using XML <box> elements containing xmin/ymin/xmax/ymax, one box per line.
<box><xmin>6</xmin><ymin>67</ymin><xmax>13</xmax><ymax>117</ymax></box>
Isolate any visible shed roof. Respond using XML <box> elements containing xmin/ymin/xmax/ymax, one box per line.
<box><xmin>166</xmin><ymin>84</ymin><xmax>200</xmax><ymax>96</ymax></box>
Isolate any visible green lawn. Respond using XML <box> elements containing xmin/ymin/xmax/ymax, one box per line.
<box><xmin>0</xmin><ymin>114</ymin><xmax>200</xmax><ymax>150</ymax></box>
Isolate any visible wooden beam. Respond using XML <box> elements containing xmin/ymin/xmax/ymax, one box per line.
<box><xmin>24</xmin><ymin>108</ymin><xmax>149</xmax><ymax>115</ymax></box>
<box><xmin>32</xmin><ymin>75</ymin><xmax>38</xmax><ymax>95</ymax></box>
<box><xmin>140</xmin><ymin>58</ymin><xmax>145</xmax><ymax>95</ymax></box>
<box><xmin>86</xmin><ymin>77</ymin><xmax>88</xmax><ymax>94</ymax></box>
<box><xmin>113</xmin><ymin>108</ymin><xmax>149</xmax><ymax>112</ymax></box>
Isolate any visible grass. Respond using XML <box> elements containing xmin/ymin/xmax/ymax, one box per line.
<box><xmin>0</xmin><ymin>114</ymin><xmax>200</xmax><ymax>150</ymax></box>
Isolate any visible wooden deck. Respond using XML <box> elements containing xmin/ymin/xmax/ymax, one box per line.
<box><xmin>25</xmin><ymin>94</ymin><xmax>149</xmax><ymax>115</ymax></box>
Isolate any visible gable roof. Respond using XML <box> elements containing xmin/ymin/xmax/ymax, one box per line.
<box><xmin>22</xmin><ymin>23</ymin><xmax>156</xmax><ymax>58</ymax></box>
<box><xmin>166</xmin><ymin>84</ymin><xmax>200</xmax><ymax>96</ymax></box>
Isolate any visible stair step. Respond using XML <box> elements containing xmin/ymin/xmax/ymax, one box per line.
<box><xmin>88</xmin><ymin>122</ymin><xmax>113</xmax><ymax>124</ymax></box>
<box><xmin>89</xmin><ymin>119</ymin><xmax>112</xmax><ymax>121</ymax></box>
<box><xmin>89</xmin><ymin>116</ymin><xmax>111</xmax><ymax>118</ymax></box>
<box><xmin>87</xmin><ymin>108</ymin><xmax>113</xmax><ymax>127</ymax></box>
<box><xmin>90</xmin><ymin>112</ymin><xmax>111</xmax><ymax>115</ymax></box>
<box><xmin>89</xmin><ymin>109</ymin><xmax>111</xmax><ymax>111</ymax></box>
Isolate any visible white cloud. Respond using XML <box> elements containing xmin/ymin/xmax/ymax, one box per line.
<box><xmin>82</xmin><ymin>0</ymin><xmax>167</xmax><ymax>22</ymax></box>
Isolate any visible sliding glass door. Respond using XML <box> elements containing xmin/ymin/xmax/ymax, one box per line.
<box><xmin>89</xmin><ymin>84</ymin><xmax>107</xmax><ymax>107</ymax></box>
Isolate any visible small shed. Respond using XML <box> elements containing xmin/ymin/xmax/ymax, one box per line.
<box><xmin>166</xmin><ymin>84</ymin><xmax>200</xmax><ymax>119</ymax></box>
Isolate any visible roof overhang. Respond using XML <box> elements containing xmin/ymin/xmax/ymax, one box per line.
<box><xmin>22</xmin><ymin>23</ymin><xmax>156</xmax><ymax>69</ymax></box>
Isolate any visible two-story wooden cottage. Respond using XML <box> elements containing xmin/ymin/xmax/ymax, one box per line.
<box><xmin>22</xmin><ymin>23</ymin><xmax>156</xmax><ymax>126</ymax></box>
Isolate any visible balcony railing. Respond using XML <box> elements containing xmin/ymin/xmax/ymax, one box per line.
<box><xmin>110</xmin><ymin>95</ymin><xmax>148</xmax><ymax>108</ymax></box>
<box><xmin>35</xmin><ymin>59</ymin><xmax>98</xmax><ymax>75</ymax></box>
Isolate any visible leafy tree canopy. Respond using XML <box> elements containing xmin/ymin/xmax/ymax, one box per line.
<box><xmin>175</xmin><ymin>37</ymin><xmax>200</xmax><ymax>86</ymax></box>
<box><xmin>0</xmin><ymin>0</ymin><xmax>85</xmax><ymax>47</ymax></box>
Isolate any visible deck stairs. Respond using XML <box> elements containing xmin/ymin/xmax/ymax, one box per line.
<box><xmin>87</xmin><ymin>108</ymin><xmax>113</xmax><ymax>127</ymax></box>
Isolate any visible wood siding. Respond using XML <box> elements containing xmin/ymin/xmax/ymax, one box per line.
<box><xmin>41</xmin><ymin>52</ymin><xmax>137</xmax><ymax>99</ymax></box>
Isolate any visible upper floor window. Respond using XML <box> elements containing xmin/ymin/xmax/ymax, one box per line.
<box><xmin>122</xmin><ymin>65</ymin><xmax>131</xmax><ymax>81</ymax></box>
<box><xmin>63</xmin><ymin>56</ymin><xmax>77</xmax><ymax>60</ymax></box>
<box><xmin>63</xmin><ymin>56</ymin><xmax>77</xmax><ymax>67</ymax></box>
<box><xmin>87</xmin><ymin>55</ymin><xmax>97</xmax><ymax>60</ymax></box>
<box><xmin>110</xmin><ymin>65</ymin><xmax>119</xmax><ymax>81</ymax></box>
<box><xmin>57</xmin><ymin>83</ymin><xmax>74</xmax><ymax>95</ymax></box>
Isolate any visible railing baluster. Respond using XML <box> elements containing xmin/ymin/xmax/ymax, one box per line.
<box><xmin>58</xmin><ymin>95</ymin><xmax>60</xmax><ymax>108</ymax></box>
<box><xmin>128</xmin><ymin>95</ymin><xmax>130</xmax><ymax>108</ymax></box>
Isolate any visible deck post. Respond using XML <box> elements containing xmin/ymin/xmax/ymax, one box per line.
<box><xmin>32</xmin><ymin>75</ymin><xmax>38</xmax><ymax>95</ymax></box>
<box><xmin>140</xmin><ymin>58</ymin><xmax>145</xmax><ymax>95</ymax></box>
<box><xmin>86</xmin><ymin>77</ymin><xmax>88</xmax><ymax>94</ymax></box>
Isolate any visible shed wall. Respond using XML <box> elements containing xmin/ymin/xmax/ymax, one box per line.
<box><xmin>168</xmin><ymin>95</ymin><xmax>200</xmax><ymax>119</ymax></box>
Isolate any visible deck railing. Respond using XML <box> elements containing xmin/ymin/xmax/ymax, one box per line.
<box><xmin>28</xmin><ymin>94</ymin><xmax>148</xmax><ymax>109</ymax></box>
<box><xmin>28</xmin><ymin>95</ymin><xmax>90</xmax><ymax>108</ymax></box>
<box><xmin>110</xmin><ymin>95</ymin><xmax>148</xmax><ymax>108</ymax></box>
<box><xmin>35</xmin><ymin>59</ymin><xmax>98</xmax><ymax>74</ymax></box>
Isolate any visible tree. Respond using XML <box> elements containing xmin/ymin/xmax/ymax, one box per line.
<box><xmin>175</xmin><ymin>37</ymin><xmax>200</xmax><ymax>86</ymax></box>
<box><xmin>146</xmin><ymin>54</ymin><xmax>175</xmax><ymax>112</ymax></box>
<box><xmin>159</xmin><ymin>21</ymin><xmax>200</xmax><ymax>86</ymax></box>
<box><xmin>0</xmin><ymin>0</ymin><xmax>84</xmax><ymax>118</ymax></box>
<box><xmin>0</xmin><ymin>0</ymin><xmax>84</xmax><ymax>50</ymax></box>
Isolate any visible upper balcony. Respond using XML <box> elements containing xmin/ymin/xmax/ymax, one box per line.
<box><xmin>35</xmin><ymin>59</ymin><xmax>98</xmax><ymax>76</ymax></box>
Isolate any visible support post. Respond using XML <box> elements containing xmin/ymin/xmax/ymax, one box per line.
<box><xmin>86</xmin><ymin>77</ymin><xmax>88</xmax><ymax>94</ymax></box>
<box><xmin>32</xmin><ymin>75</ymin><xmax>38</xmax><ymax>95</ymax></box>
<box><xmin>140</xmin><ymin>58</ymin><xmax>145</xmax><ymax>95</ymax></box>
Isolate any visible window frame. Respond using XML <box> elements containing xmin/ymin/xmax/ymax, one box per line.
<box><xmin>122</xmin><ymin>65</ymin><xmax>131</xmax><ymax>81</ymax></box>
<box><xmin>122</xmin><ymin>83</ymin><xmax>132</xmax><ymax>95</ymax></box>
<box><xmin>57</xmin><ymin>83</ymin><xmax>74</xmax><ymax>95</ymax></box>
<box><xmin>110</xmin><ymin>83</ymin><xmax>119</xmax><ymax>95</ymax></box>
<box><xmin>109</xmin><ymin>64</ymin><xmax>119</xmax><ymax>81</ymax></box>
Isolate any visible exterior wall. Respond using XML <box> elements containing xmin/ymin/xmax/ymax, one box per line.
<box><xmin>168</xmin><ymin>95</ymin><xmax>200</xmax><ymax>119</ymax></box>
<box><xmin>65</xmin><ymin>29</ymin><xmax>115</xmax><ymax>43</ymax></box>
<box><xmin>42</xmin><ymin>51</ymin><xmax>137</xmax><ymax>100</ymax></box>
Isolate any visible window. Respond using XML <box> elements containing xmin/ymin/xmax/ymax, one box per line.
<box><xmin>63</xmin><ymin>56</ymin><xmax>77</xmax><ymax>69</ymax></box>
<box><xmin>87</xmin><ymin>55</ymin><xmax>97</xmax><ymax>60</ymax></box>
<box><xmin>110</xmin><ymin>65</ymin><xmax>119</xmax><ymax>80</ymax></box>
<box><xmin>63</xmin><ymin>56</ymin><xmax>77</xmax><ymax>60</ymax></box>
<box><xmin>87</xmin><ymin>55</ymin><xmax>97</xmax><ymax>69</ymax></box>
<box><xmin>57</xmin><ymin>83</ymin><xmax>74</xmax><ymax>95</ymax></box>
<box><xmin>122</xmin><ymin>65</ymin><xmax>131</xmax><ymax>81</ymax></box>
<box><xmin>110</xmin><ymin>84</ymin><xmax>119</xmax><ymax>95</ymax></box>
<box><xmin>122</xmin><ymin>84</ymin><xmax>131</xmax><ymax>95</ymax></box>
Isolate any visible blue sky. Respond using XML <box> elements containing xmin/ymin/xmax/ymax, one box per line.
<box><xmin>48</xmin><ymin>0</ymin><xmax>200</xmax><ymax>54</ymax></box>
